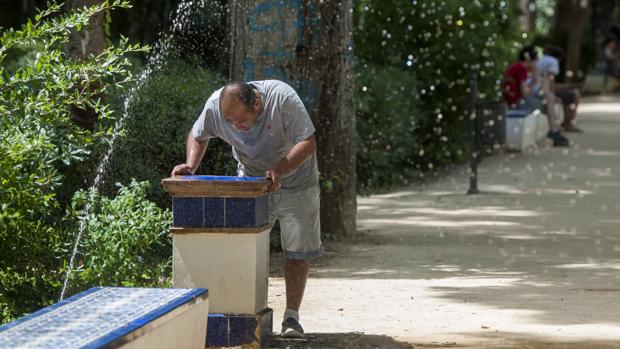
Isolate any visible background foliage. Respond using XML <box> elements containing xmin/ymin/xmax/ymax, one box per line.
<box><xmin>98</xmin><ymin>58</ymin><xmax>234</xmax><ymax>207</ymax></box>
<box><xmin>355</xmin><ymin>61</ymin><xmax>420</xmax><ymax>192</ymax></box>
<box><xmin>355</xmin><ymin>0</ymin><xmax>523</xmax><ymax>191</ymax></box>
<box><xmin>65</xmin><ymin>180</ymin><xmax>172</xmax><ymax>293</ymax></box>
<box><xmin>0</xmin><ymin>0</ymin><xmax>539</xmax><ymax>323</ymax></box>
<box><xmin>0</xmin><ymin>1</ymin><xmax>168</xmax><ymax>324</ymax></box>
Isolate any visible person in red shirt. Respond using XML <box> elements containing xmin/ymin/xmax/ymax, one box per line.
<box><xmin>502</xmin><ymin>45</ymin><xmax>569</xmax><ymax>147</ymax></box>
<box><xmin>502</xmin><ymin>58</ymin><xmax>531</xmax><ymax>105</ymax></box>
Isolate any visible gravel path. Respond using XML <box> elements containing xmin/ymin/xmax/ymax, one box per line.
<box><xmin>267</xmin><ymin>95</ymin><xmax>620</xmax><ymax>348</ymax></box>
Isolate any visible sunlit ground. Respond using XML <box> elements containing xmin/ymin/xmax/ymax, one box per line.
<box><xmin>268</xmin><ymin>95</ymin><xmax>620</xmax><ymax>348</ymax></box>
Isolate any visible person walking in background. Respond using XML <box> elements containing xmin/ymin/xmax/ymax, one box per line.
<box><xmin>502</xmin><ymin>45</ymin><xmax>570</xmax><ymax>147</ymax></box>
<box><xmin>537</xmin><ymin>45</ymin><xmax>583</xmax><ymax>133</ymax></box>
<box><xmin>602</xmin><ymin>36</ymin><xmax>620</xmax><ymax>92</ymax></box>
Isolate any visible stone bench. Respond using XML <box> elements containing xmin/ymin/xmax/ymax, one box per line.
<box><xmin>0</xmin><ymin>287</ymin><xmax>209</xmax><ymax>349</ymax></box>
<box><xmin>162</xmin><ymin>175</ymin><xmax>273</xmax><ymax>348</ymax></box>
<box><xmin>505</xmin><ymin>108</ymin><xmax>540</xmax><ymax>151</ymax></box>
<box><xmin>506</xmin><ymin>103</ymin><xmax>565</xmax><ymax>151</ymax></box>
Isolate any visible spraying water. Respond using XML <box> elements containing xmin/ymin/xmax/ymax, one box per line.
<box><xmin>228</xmin><ymin>0</ymin><xmax>236</xmax><ymax>79</ymax></box>
<box><xmin>59</xmin><ymin>0</ymin><xmax>211</xmax><ymax>301</ymax></box>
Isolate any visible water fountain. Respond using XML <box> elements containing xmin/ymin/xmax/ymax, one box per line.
<box><xmin>1</xmin><ymin>0</ymin><xmax>340</xmax><ymax>347</ymax></box>
<box><xmin>60</xmin><ymin>0</ymin><xmax>209</xmax><ymax>302</ymax></box>
<box><xmin>163</xmin><ymin>175</ymin><xmax>274</xmax><ymax>347</ymax></box>
<box><xmin>0</xmin><ymin>1</ymin><xmax>218</xmax><ymax>348</ymax></box>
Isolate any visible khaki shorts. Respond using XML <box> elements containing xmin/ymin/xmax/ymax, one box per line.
<box><xmin>268</xmin><ymin>185</ymin><xmax>323</xmax><ymax>260</ymax></box>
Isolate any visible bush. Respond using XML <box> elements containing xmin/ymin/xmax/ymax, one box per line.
<box><xmin>0</xmin><ymin>130</ymin><xmax>66</xmax><ymax>322</ymax></box>
<box><xmin>356</xmin><ymin>61</ymin><xmax>421</xmax><ymax>193</ymax></box>
<box><xmin>65</xmin><ymin>180</ymin><xmax>172</xmax><ymax>292</ymax></box>
<box><xmin>355</xmin><ymin>0</ymin><xmax>523</xmax><ymax>188</ymax></box>
<box><xmin>0</xmin><ymin>1</ymin><xmax>147</xmax><ymax>323</ymax></box>
<box><xmin>98</xmin><ymin>59</ymin><xmax>236</xmax><ymax>207</ymax></box>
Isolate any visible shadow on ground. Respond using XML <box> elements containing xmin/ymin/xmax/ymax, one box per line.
<box><xmin>419</xmin><ymin>332</ymin><xmax>620</xmax><ymax>349</ymax></box>
<box><xmin>266</xmin><ymin>332</ymin><xmax>414</xmax><ymax>349</ymax></box>
<box><xmin>265</xmin><ymin>330</ymin><xmax>620</xmax><ymax>349</ymax></box>
<box><xmin>267</xmin><ymin>96</ymin><xmax>620</xmax><ymax>346</ymax></box>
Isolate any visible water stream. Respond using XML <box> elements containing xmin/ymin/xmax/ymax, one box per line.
<box><xmin>59</xmin><ymin>0</ymin><xmax>210</xmax><ymax>301</ymax></box>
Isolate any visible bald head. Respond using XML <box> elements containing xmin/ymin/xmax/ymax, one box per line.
<box><xmin>220</xmin><ymin>81</ymin><xmax>262</xmax><ymax>131</ymax></box>
<box><xmin>221</xmin><ymin>82</ymin><xmax>257</xmax><ymax>111</ymax></box>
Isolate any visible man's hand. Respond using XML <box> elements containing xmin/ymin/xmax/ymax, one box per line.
<box><xmin>265</xmin><ymin>169</ymin><xmax>282</xmax><ymax>192</ymax></box>
<box><xmin>171</xmin><ymin>163</ymin><xmax>195</xmax><ymax>177</ymax></box>
<box><xmin>171</xmin><ymin>132</ymin><xmax>209</xmax><ymax>177</ymax></box>
<box><xmin>264</xmin><ymin>135</ymin><xmax>316</xmax><ymax>193</ymax></box>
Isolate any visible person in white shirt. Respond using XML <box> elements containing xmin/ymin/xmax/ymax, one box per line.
<box><xmin>536</xmin><ymin>45</ymin><xmax>583</xmax><ymax>133</ymax></box>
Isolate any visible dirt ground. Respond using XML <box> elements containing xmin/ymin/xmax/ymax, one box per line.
<box><xmin>267</xmin><ymin>95</ymin><xmax>620</xmax><ymax>349</ymax></box>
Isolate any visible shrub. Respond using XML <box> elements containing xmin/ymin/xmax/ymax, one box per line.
<box><xmin>0</xmin><ymin>1</ymin><xmax>146</xmax><ymax>323</ymax></box>
<box><xmin>65</xmin><ymin>180</ymin><xmax>172</xmax><ymax>292</ymax></box>
<box><xmin>0</xmin><ymin>130</ymin><xmax>66</xmax><ymax>322</ymax></box>
<box><xmin>355</xmin><ymin>0</ymin><xmax>523</xmax><ymax>186</ymax></box>
<box><xmin>98</xmin><ymin>59</ymin><xmax>236</xmax><ymax>207</ymax></box>
<box><xmin>356</xmin><ymin>61</ymin><xmax>421</xmax><ymax>193</ymax></box>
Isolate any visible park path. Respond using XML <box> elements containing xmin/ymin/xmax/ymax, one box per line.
<box><xmin>267</xmin><ymin>95</ymin><xmax>620</xmax><ymax>348</ymax></box>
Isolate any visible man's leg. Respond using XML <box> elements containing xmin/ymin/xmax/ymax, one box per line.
<box><xmin>542</xmin><ymin>91</ymin><xmax>570</xmax><ymax>146</ymax></box>
<box><xmin>284</xmin><ymin>258</ymin><xmax>310</xmax><ymax>312</ymax></box>
<box><xmin>277</xmin><ymin>185</ymin><xmax>322</xmax><ymax>337</ymax></box>
<box><xmin>562</xmin><ymin>88</ymin><xmax>581</xmax><ymax>131</ymax></box>
<box><xmin>544</xmin><ymin>91</ymin><xmax>561</xmax><ymax>132</ymax></box>
<box><xmin>563</xmin><ymin>104</ymin><xmax>577</xmax><ymax>129</ymax></box>
<box><xmin>281</xmin><ymin>258</ymin><xmax>311</xmax><ymax>337</ymax></box>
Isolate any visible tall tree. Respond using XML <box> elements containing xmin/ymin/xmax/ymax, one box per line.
<box><xmin>520</xmin><ymin>0</ymin><xmax>537</xmax><ymax>33</ymax></box>
<box><xmin>231</xmin><ymin>0</ymin><xmax>357</xmax><ymax>237</ymax></box>
<box><xmin>0</xmin><ymin>0</ymin><xmax>47</xmax><ymax>29</ymax></box>
<box><xmin>66</xmin><ymin>0</ymin><xmax>105</xmax><ymax>129</ymax></box>
<box><xmin>551</xmin><ymin>0</ymin><xmax>590</xmax><ymax>82</ymax></box>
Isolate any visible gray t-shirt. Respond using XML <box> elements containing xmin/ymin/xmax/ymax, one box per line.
<box><xmin>191</xmin><ymin>80</ymin><xmax>318</xmax><ymax>191</ymax></box>
<box><xmin>537</xmin><ymin>54</ymin><xmax>560</xmax><ymax>77</ymax></box>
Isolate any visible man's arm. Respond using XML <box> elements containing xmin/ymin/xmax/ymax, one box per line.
<box><xmin>541</xmin><ymin>72</ymin><xmax>555</xmax><ymax>92</ymax></box>
<box><xmin>519</xmin><ymin>81</ymin><xmax>532</xmax><ymax>97</ymax></box>
<box><xmin>171</xmin><ymin>131</ymin><xmax>209</xmax><ymax>176</ymax></box>
<box><xmin>265</xmin><ymin>135</ymin><xmax>316</xmax><ymax>192</ymax></box>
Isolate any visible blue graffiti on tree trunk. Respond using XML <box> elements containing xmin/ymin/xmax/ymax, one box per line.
<box><xmin>245</xmin><ymin>0</ymin><xmax>319</xmax><ymax>111</ymax></box>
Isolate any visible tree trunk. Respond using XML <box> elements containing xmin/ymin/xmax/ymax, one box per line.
<box><xmin>231</xmin><ymin>0</ymin><xmax>357</xmax><ymax>237</ymax></box>
<box><xmin>551</xmin><ymin>0</ymin><xmax>590</xmax><ymax>82</ymax></box>
<box><xmin>66</xmin><ymin>0</ymin><xmax>105</xmax><ymax>129</ymax></box>
<box><xmin>565</xmin><ymin>0</ymin><xmax>589</xmax><ymax>82</ymax></box>
<box><xmin>520</xmin><ymin>0</ymin><xmax>536</xmax><ymax>33</ymax></box>
<box><xmin>0</xmin><ymin>0</ymin><xmax>49</xmax><ymax>30</ymax></box>
<box><xmin>590</xmin><ymin>0</ymin><xmax>618</xmax><ymax>39</ymax></box>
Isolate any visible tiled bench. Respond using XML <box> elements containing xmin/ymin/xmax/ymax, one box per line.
<box><xmin>506</xmin><ymin>108</ymin><xmax>540</xmax><ymax>151</ymax></box>
<box><xmin>162</xmin><ymin>175</ymin><xmax>273</xmax><ymax>348</ymax></box>
<box><xmin>0</xmin><ymin>287</ymin><xmax>209</xmax><ymax>349</ymax></box>
<box><xmin>506</xmin><ymin>103</ymin><xmax>565</xmax><ymax>151</ymax></box>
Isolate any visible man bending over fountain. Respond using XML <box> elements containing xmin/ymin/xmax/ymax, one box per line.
<box><xmin>171</xmin><ymin>80</ymin><xmax>321</xmax><ymax>338</ymax></box>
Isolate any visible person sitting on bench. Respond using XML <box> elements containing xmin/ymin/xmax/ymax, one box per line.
<box><xmin>502</xmin><ymin>45</ymin><xmax>570</xmax><ymax>147</ymax></box>
<box><xmin>537</xmin><ymin>44</ymin><xmax>583</xmax><ymax>133</ymax></box>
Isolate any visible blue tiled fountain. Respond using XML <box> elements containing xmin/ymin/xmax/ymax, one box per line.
<box><xmin>162</xmin><ymin>175</ymin><xmax>273</xmax><ymax>348</ymax></box>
